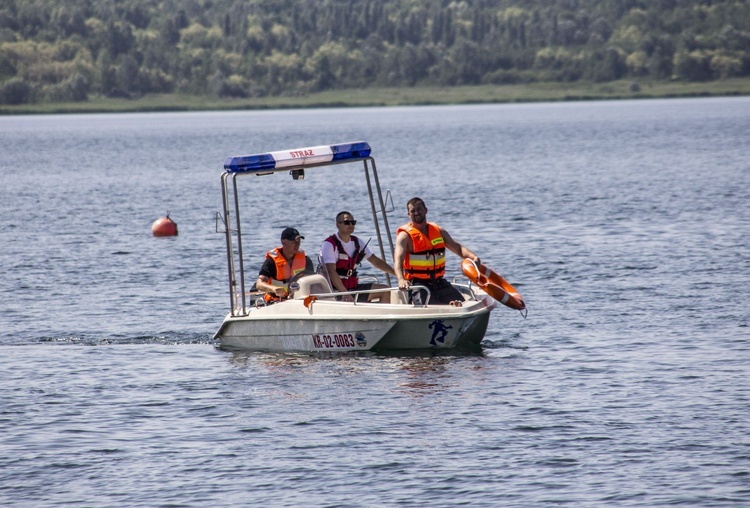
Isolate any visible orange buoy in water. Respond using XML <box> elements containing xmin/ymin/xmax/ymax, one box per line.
<box><xmin>461</xmin><ymin>258</ymin><xmax>525</xmax><ymax>311</ymax></box>
<box><xmin>151</xmin><ymin>212</ymin><xmax>178</xmax><ymax>237</ymax></box>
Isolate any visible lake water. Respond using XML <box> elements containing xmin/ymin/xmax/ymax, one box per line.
<box><xmin>1</xmin><ymin>98</ymin><xmax>749</xmax><ymax>507</ymax></box>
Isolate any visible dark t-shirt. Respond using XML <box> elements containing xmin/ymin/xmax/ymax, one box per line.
<box><xmin>259</xmin><ymin>255</ymin><xmax>314</xmax><ymax>280</ymax></box>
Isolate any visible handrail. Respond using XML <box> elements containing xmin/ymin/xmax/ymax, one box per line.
<box><xmin>294</xmin><ymin>282</ymin><xmax>430</xmax><ymax>306</ymax></box>
<box><xmin>451</xmin><ymin>281</ymin><xmax>479</xmax><ymax>301</ymax></box>
<box><xmin>296</xmin><ymin>287</ymin><xmax>390</xmax><ymax>304</ymax></box>
<box><xmin>404</xmin><ymin>285</ymin><xmax>431</xmax><ymax>307</ymax></box>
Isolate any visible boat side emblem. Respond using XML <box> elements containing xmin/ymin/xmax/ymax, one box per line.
<box><xmin>355</xmin><ymin>332</ymin><xmax>367</xmax><ymax>347</ymax></box>
<box><xmin>428</xmin><ymin>320</ymin><xmax>453</xmax><ymax>346</ymax></box>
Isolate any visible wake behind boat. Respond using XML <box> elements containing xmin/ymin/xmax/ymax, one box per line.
<box><xmin>214</xmin><ymin>141</ymin><xmax>504</xmax><ymax>353</ymax></box>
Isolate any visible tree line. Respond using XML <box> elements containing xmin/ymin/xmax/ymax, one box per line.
<box><xmin>1</xmin><ymin>0</ymin><xmax>749</xmax><ymax>105</ymax></box>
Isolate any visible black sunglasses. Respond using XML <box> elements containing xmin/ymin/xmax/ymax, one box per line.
<box><xmin>338</xmin><ymin>220</ymin><xmax>357</xmax><ymax>226</ymax></box>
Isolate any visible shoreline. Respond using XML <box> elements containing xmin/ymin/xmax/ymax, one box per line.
<box><xmin>2</xmin><ymin>78</ymin><xmax>749</xmax><ymax>115</ymax></box>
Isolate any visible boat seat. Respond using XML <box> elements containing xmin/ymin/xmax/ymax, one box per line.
<box><xmin>292</xmin><ymin>274</ymin><xmax>333</xmax><ymax>299</ymax></box>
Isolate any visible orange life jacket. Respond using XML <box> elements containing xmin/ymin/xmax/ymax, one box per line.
<box><xmin>397</xmin><ymin>222</ymin><xmax>446</xmax><ymax>280</ymax></box>
<box><xmin>263</xmin><ymin>247</ymin><xmax>308</xmax><ymax>302</ymax></box>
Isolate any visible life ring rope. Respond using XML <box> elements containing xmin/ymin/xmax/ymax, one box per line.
<box><xmin>461</xmin><ymin>258</ymin><xmax>526</xmax><ymax>315</ymax></box>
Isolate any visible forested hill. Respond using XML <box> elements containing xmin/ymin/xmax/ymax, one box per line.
<box><xmin>1</xmin><ymin>0</ymin><xmax>749</xmax><ymax>105</ymax></box>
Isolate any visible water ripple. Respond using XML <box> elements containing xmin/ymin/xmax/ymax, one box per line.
<box><xmin>2</xmin><ymin>99</ymin><xmax>750</xmax><ymax>507</ymax></box>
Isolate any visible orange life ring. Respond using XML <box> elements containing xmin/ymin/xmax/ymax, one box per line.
<box><xmin>461</xmin><ymin>259</ymin><xmax>525</xmax><ymax>311</ymax></box>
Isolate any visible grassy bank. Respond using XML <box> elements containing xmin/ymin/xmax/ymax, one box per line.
<box><xmin>2</xmin><ymin>78</ymin><xmax>750</xmax><ymax>115</ymax></box>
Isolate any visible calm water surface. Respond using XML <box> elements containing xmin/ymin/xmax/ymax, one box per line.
<box><xmin>1</xmin><ymin>98</ymin><xmax>749</xmax><ymax>507</ymax></box>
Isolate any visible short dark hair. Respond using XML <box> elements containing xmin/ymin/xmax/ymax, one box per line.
<box><xmin>406</xmin><ymin>197</ymin><xmax>425</xmax><ymax>210</ymax></box>
<box><xmin>336</xmin><ymin>211</ymin><xmax>353</xmax><ymax>223</ymax></box>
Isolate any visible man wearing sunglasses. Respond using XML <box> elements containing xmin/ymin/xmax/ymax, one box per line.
<box><xmin>321</xmin><ymin>211</ymin><xmax>395</xmax><ymax>303</ymax></box>
<box><xmin>394</xmin><ymin>197</ymin><xmax>481</xmax><ymax>307</ymax></box>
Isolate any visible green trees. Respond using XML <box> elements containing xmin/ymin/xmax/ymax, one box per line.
<box><xmin>1</xmin><ymin>0</ymin><xmax>749</xmax><ymax>104</ymax></box>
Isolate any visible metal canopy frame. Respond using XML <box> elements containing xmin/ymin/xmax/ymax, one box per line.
<box><xmin>218</xmin><ymin>146</ymin><xmax>394</xmax><ymax>316</ymax></box>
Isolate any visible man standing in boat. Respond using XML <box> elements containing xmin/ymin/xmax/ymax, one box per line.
<box><xmin>256</xmin><ymin>227</ymin><xmax>314</xmax><ymax>302</ymax></box>
<box><xmin>394</xmin><ymin>197</ymin><xmax>481</xmax><ymax>306</ymax></box>
<box><xmin>321</xmin><ymin>211</ymin><xmax>395</xmax><ymax>303</ymax></box>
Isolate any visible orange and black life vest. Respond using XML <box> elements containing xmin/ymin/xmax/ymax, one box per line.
<box><xmin>397</xmin><ymin>222</ymin><xmax>446</xmax><ymax>281</ymax></box>
<box><xmin>323</xmin><ymin>234</ymin><xmax>362</xmax><ymax>290</ymax></box>
<box><xmin>263</xmin><ymin>247</ymin><xmax>308</xmax><ymax>302</ymax></box>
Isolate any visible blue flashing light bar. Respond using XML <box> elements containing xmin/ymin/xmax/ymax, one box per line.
<box><xmin>224</xmin><ymin>141</ymin><xmax>371</xmax><ymax>173</ymax></box>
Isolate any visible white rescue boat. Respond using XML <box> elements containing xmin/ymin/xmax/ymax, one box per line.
<box><xmin>214</xmin><ymin>141</ymin><xmax>497</xmax><ymax>352</ymax></box>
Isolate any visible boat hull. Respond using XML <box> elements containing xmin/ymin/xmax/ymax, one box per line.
<box><xmin>217</xmin><ymin>314</ymin><xmax>396</xmax><ymax>352</ymax></box>
<box><xmin>374</xmin><ymin>307</ymin><xmax>491</xmax><ymax>350</ymax></box>
<box><xmin>215</xmin><ymin>293</ymin><xmax>495</xmax><ymax>353</ymax></box>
